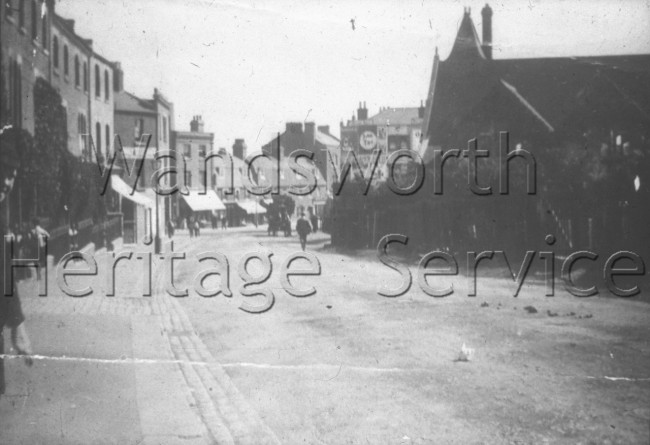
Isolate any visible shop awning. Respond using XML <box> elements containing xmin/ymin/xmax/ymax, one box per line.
<box><xmin>236</xmin><ymin>200</ymin><xmax>266</xmax><ymax>215</ymax></box>
<box><xmin>182</xmin><ymin>190</ymin><xmax>226</xmax><ymax>212</ymax></box>
<box><xmin>111</xmin><ymin>175</ymin><xmax>154</xmax><ymax>208</ymax></box>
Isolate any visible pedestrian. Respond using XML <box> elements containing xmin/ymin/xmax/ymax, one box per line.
<box><xmin>0</xmin><ymin>165</ymin><xmax>33</xmax><ymax>399</ymax></box>
<box><xmin>167</xmin><ymin>219</ymin><xmax>175</xmax><ymax>239</ymax></box>
<box><xmin>221</xmin><ymin>214</ymin><xmax>227</xmax><ymax>229</ymax></box>
<box><xmin>32</xmin><ymin>218</ymin><xmax>49</xmax><ymax>281</ymax></box>
<box><xmin>187</xmin><ymin>216</ymin><xmax>194</xmax><ymax>238</ymax></box>
<box><xmin>308</xmin><ymin>206</ymin><xmax>318</xmax><ymax>233</ymax></box>
<box><xmin>193</xmin><ymin>218</ymin><xmax>201</xmax><ymax>237</ymax></box>
<box><xmin>296</xmin><ymin>212</ymin><xmax>312</xmax><ymax>251</ymax></box>
<box><xmin>68</xmin><ymin>222</ymin><xmax>79</xmax><ymax>252</ymax></box>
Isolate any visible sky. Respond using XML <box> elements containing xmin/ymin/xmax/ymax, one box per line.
<box><xmin>55</xmin><ymin>0</ymin><xmax>650</xmax><ymax>151</ymax></box>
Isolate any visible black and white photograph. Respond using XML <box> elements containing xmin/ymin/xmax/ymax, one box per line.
<box><xmin>1</xmin><ymin>0</ymin><xmax>650</xmax><ymax>443</ymax></box>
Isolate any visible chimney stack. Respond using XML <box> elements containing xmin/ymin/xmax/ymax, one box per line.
<box><xmin>357</xmin><ymin>101</ymin><xmax>368</xmax><ymax>121</ymax></box>
<box><xmin>113</xmin><ymin>62</ymin><xmax>124</xmax><ymax>92</ymax></box>
<box><xmin>232</xmin><ymin>139</ymin><xmax>247</xmax><ymax>160</ymax></box>
<box><xmin>481</xmin><ymin>3</ymin><xmax>493</xmax><ymax>60</ymax></box>
<box><xmin>190</xmin><ymin>115</ymin><xmax>204</xmax><ymax>132</ymax></box>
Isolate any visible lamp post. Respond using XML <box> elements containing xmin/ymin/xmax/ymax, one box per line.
<box><xmin>154</xmin><ymin>147</ymin><xmax>161</xmax><ymax>254</ymax></box>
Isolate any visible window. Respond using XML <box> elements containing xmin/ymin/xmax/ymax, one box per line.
<box><xmin>78</xmin><ymin>113</ymin><xmax>87</xmax><ymax>154</ymax></box>
<box><xmin>8</xmin><ymin>58</ymin><xmax>23</xmax><ymax>128</ymax></box>
<box><xmin>18</xmin><ymin>0</ymin><xmax>24</xmax><ymax>28</ymax></box>
<box><xmin>30</xmin><ymin>0</ymin><xmax>37</xmax><ymax>40</ymax></box>
<box><xmin>104</xmin><ymin>69</ymin><xmax>109</xmax><ymax>99</ymax></box>
<box><xmin>52</xmin><ymin>36</ymin><xmax>58</xmax><ymax>68</ymax></box>
<box><xmin>199</xmin><ymin>144</ymin><xmax>206</xmax><ymax>157</ymax></box>
<box><xmin>95</xmin><ymin>122</ymin><xmax>102</xmax><ymax>157</ymax></box>
<box><xmin>185</xmin><ymin>172</ymin><xmax>192</xmax><ymax>188</ymax></box>
<box><xmin>94</xmin><ymin>64</ymin><xmax>100</xmax><ymax>97</ymax></box>
<box><xmin>74</xmin><ymin>55</ymin><xmax>79</xmax><ymax>86</ymax></box>
<box><xmin>41</xmin><ymin>14</ymin><xmax>47</xmax><ymax>46</ymax></box>
<box><xmin>63</xmin><ymin>45</ymin><xmax>69</xmax><ymax>76</ymax></box>
<box><xmin>134</xmin><ymin>118</ymin><xmax>143</xmax><ymax>139</ymax></box>
<box><xmin>162</xmin><ymin>116</ymin><xmax>167</xmax><ymax>142</ymax></box>
<box><xmin>77</xmin><ymin>113</ymin><xmax>86</xmax><ymax>133</ymax></box>
<box><xmin>105</xmin><ymin>124</ymin><xmax>110</xmax><ymax>158</ymax></box>
<box><xmin>83</xmin><ymin>62</ymin><xmax>88</xmax><ymax>91</ymax></box>
<box><xmin>183</xmin><ymin>144</ymin><xmax>191</xmax><ymax>158</ymax></box>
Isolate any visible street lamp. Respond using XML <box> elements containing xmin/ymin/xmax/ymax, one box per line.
<box><xmin>154</xmin><ymin>147</ymin><xmax>161</xmax><ymax>254</ymax></box>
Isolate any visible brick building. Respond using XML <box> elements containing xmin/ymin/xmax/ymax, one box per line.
<box><xmin>113</xmin><ymin>88</ymin><xmax>174</xmax><ymax>244</ymax></box>
<box><xmin>1</xmin><ymin>0</ymin><xmax>54</xmax><ymax>133</ymax></box>
<box><xmin>172</xmin><ymin>115</ymin><xmax>226</xmax><ymax>226</ymax></box>
<box><xmin>49</xmin><ymin>14</ymin><xmax>118</xmax><ymax>159</ymax></box>
<box><xmin>260</xmin><ymin>122</ymin><xmax>339</xmax><ymax>210</ymax></box>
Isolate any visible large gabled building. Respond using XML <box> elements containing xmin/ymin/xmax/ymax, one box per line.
<box><xmin>421</xmin><ymin>5</ymin><xmax>650</xmax><ymax>163</ymax></box>
<box><xmin>418</xmin><ymin>4</ymin><xmax>650</xmax><ymax>252</ymax></box>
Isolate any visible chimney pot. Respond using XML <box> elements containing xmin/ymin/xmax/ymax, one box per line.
<box><xmin>481</xmin><ymin>3</ymin><xmax>493</xmax><ymax>59</ymax></box>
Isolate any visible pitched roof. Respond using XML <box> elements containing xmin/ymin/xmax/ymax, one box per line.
<box><xmin>448</xmin><ymin>9</ymin><xmax>486</xmax><ymax>60</ymax></box>
<box><xmin>422</xmin><ymin>10</ymin><xmax>650</xmax><ymax>160</ymax></box>
<box><xmin>360</xmin><ymin>107</ymin><xmax>423</xmax><ymax>126</ymax></box>
<box><xmin>315</xmin><ymin>131</ymin><xmax>339</xmax><ymax>148</ymax></box>
<box><xmin>115</xmin><ymin>91</ymin><xmax>156</xmax><ymax>114</ymax></box>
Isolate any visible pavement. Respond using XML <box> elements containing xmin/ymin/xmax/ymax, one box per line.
<box><xmin>1</xmin><ymin>230</ymin><xmax>280</xmax><ymax>445</ymax></box>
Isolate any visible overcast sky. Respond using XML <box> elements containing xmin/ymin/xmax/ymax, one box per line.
<box><xmin>56</xmin><ymin>0</ymin><xmax>650</xmax><ymax>151</ymax></box>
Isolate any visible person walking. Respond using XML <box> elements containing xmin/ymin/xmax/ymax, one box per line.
<box><xmin>308</xmin><ymin>206</ymin><xmax>318</xmax><ymax>233</ymax></box>
<box><xmin>193</xmin><ymin>218</ymin><xmax>201</xmax><ymax>237</ymax></box>
<box><xmin>187</xmin><ymin>216</ymin><xmax>194</xmax><ymax>238</ymax></box>
<box><xmin>0</xmin><ymin>164</ymin><xmax>33</xmax><ymax>399</ymax></box>
<box><xmin>296</xmin><ymin>212</ymin><xmax>312</xmax><ymax>251</ymax></box>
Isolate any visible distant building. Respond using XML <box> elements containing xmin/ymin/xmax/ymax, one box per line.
<box><xmin>261</xmin><ymin>122</ymin><xmax>339</xmax><ymax>205</ymax></box>
<box><xmin>113</xmin><ymin>88</ymin><xmax>174</xmax><ymax>244</ymax></box>
<box><xmin>172</xmin><ymin>115</ymin><xmax>225</xmax><ymax>226</ymax></box>
<box><xmin>339</xmin><ymin>102</ymin><xmax>425</xmax><ymax>181</ymax></box>
<box><xmin>212</xmin><ymin>145</ymin><xmax>267</xmax><ymax>227</ymax></box>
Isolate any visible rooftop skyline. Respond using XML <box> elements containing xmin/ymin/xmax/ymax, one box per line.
<box><xmin>56</xmin><ymin>0</ymin><xmax>650</xmax><ymax>151</ymax></box>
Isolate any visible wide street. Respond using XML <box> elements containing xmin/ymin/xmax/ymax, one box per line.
<box><xmin>2</xmin><ymin>226</ymin><xmax>650</xmax><ymax>444</ymax></box>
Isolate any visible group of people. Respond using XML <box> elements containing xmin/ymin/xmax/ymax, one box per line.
<box><xmin>210</xmin><ymin>213</ymin><xmax>228</xmax><ymax>230</ymax></box>
<box><xmin>267</xmin><ymin>206</ymin><xmax>293</xmax><ymax>237</ymax></box>
<box><xmin>185</xmin><ymin>216</ymin><xmax>202</xmax><ymax>238</ymax></box>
